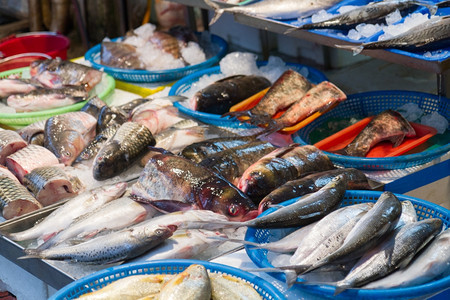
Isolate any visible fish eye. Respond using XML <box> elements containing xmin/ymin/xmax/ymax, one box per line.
<box><xmin>155</xmin><ymin>229</ymin><xmax>164</xmax><ymax>235</ymax></box>
<box><xmin>228</xmin><ymin>204</ymin><xmax>241</xmax><ymax>216</ymax></box>
<box><xmin>63</xmin><ymin>150</ymin><xmax>72</xmax><ymax>158</ymax></box>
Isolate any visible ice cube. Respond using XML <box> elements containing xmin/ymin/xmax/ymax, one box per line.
<box><xmin>420</xmin><ymin>111</ymin><xmax>448</xmax><ymax>134</ymax></box>
<box><xmin>133</xmin><ymin>23</ymin><xmax>157</xmax><ymax>40</ymax></box>
<box><xmin>357</xmin><ymin>23</ymin><xmax>382</xmax><ymax>38</ymax></box>
<box><xmin>311</xmin><ymin>10</ymin><xmax>334</xmax><ymax>23</ymax></box>
<box><xmin>220</xmin><ymin>52</ymin><xmax>259</xmax><ymax>76</ymax></box>
<box><xmin>347</xmin><ymin>29</ymin><xmax>362</xmax><ymax>40</ymax></box>
<box><xmin>385</xmin><ymin>9</ymin><xmax>402</xmax><ymax>26</ymax></box>
<box><xmin>181</xmin><ymin>42</ymin><xmax>206</xmax><ymax>65</ymax></box>
<box><xmin>259</xmin><ymin>56</ymin><xmax>289</xmax><ymax>83</ymax></box>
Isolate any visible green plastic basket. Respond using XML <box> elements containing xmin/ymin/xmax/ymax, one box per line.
<box><xmin>0</xmin><ymin>66</ymin><xmax>115</xmax><ymax>126</ymax></box>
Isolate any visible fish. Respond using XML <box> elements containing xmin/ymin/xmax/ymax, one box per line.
<box><xmin>222</xmin><ymin>69</ymin><xmax>312</xmax><ymax>125</ymax></box>
<box><xmin>44</xmin><ymin>111</ymin><xmax>97</xmax><ymax>166</ymax></box>
<box><xmin>151</xmin><ymin>122</ymin><xmax>207</xmax><ymax>155</ymax></box>
<box><xmin>22</xmin><ymin>222</ymin><xmax>177</xmax><ymax>264</ymax></box>
<box><xmin>189</xmin><ymin>75</ymin><xmax>271</xmax><ymax>114</ymax></box>
<box><xmin>237</xmin><ymin>145</ymin><xmax>335</xmax><ymax>199</ymax></box>
<box><xmin>0</xmin><ymin>77</ymin><xmax>40</xmax><ymax>98</ymax></box>
<box><xmin>335</xmin><ymin>109</ymin><xmax>416</xmax><ymax>157</ymax></box>
<box><xmin>333</xmin><ymin>218</ymin><xmax>443</xmax><ymax>295</ymax></box>
<box><xmin>0</xmin><ymin>165</ymin><xmax>20</xmax><ymax>183</ymax></box>
<box><xmin>158</xmin><ymin>264</ymin><xmax>211</xmax><ymax>300</ymax></box>
<box><xmin>37</xmin><ymin>196</ymin><xmax>158</xmax><ymax>250</ymax></box>
<box><xmin>93</xmin><ymin>122</ymin><xmax>155</xmax><ymax>180</ymax></box>
<box><xmin>131</xmin><ymin>153</ymin><xmax>257</xmax><ymax>221</ymax></box>
<box><xmin>7</xmin><ymin>182</ymin><xmax>127</xmax><ymax>242</ymax></box>
<box><xmin>117</xmin><ymin>97</ymin><xmax>150</xmax><ymax>115</ymax></box>
<box><xmin>17</xmin><ymin>119</ymin><xmax>46</xmax><ymax>146</ymax></box>
<box><xmin>149</xmin><ymin>31</ymin><xmax>183</xmax><ymax>59</ymax></box>
<box><xmin>5</xmin><ymin>144</ymin><xmax>60</xmax><ymax>182</ymax></box>
<box><xmin>131</xmin><ymin>98</ymin><xmax>186</xmax><ymax>134</ymax></box>
<box><xmin>336</xmin><ymin>15</ymin><xmax>450</xmax><ymax>55</ymax></box>
<box><xmin>0</xmin><ymin>176</ymin><xmax>42</xmax><ymax>220</ymax></box>
<box><xmin>258</xmin><ymin>168</ymin><xmax>371</xmax><ymax>213</ymax></box>
<box><xmin>265</xmin><ymin>81</ymin><xmax>347</xmax><ymax>132</ymax></box>
<box><xmin>79</xmin><ymin>96</ymin><xmax>107</xmax><ymax>118</ymax></box>
<box><xmin>290</xmin><ymin>0</ymin><xmax>438</xmax><ymax>31</ymax></box>
<box><xmin>6</xmin><ymin>85</ymin><xmax>88</xmax><ymax>112</ymax></box>
<box><xmin>209</xmin><ymin>272</ymin><xmax>262</xmax><ymax>300</ymax></box>
<box><xmin>395</xmin><ymin>200</ymin><xmax>418</xmax><ymax>229</ymax></box>
<box><xmin>0</xmin><ymin>130</ymin><xmax>27</xmax><ymax>164</ymax></box>
<box><xmin>77</xmin><ymin>274</ymin><xmax>172</xmax><ymax>299</ymax></box>
<box><xmin>364</xmin><ymin>227</ymin><xmax>450</xmax><ymax>289</ymax></box>
<box><xmin>198</xmin><ymin>140</ymin><xmax>277</xmax><ymax>184</ymax></box>
<box><xmin>205</xmin><ymin>0</ymin><xmax>343</xmax><ymax>25</ymax></box>
<box><xmin>96</xmin><ymin>105</ymin><xmax>128</xmax><ymax>133</ymax></box>
<box><xmin>22</xmin><ymin>166</ymin><xmax>84</xmax><ymax>207</ymax></box>
<box><xmin>101</xmin><ymin>41</ymin><xmax>145</xmax><ymax>69</ymax></box>
<box><xmin>180</xmin><ymin>134</ymin><xmax>260</xmax><ymax>163</ymax></box>
<box><xmin>29</xmin><ymin>58</ymin><xmax>103</xmax><ymax>91</ymax></box>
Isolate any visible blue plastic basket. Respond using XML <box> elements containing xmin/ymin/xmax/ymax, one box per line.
<box><xmin>85</xmin><ymin>34</ymin><xmax>228</xmax><ymax>83</ymax></box>
<box><xmin>292</xmin><ymin>90</ymin><xmax>450</xmax><ymax>170</ymax></box>
<box><xmin>169</xmin><ymin>62</ymin><xmax>328</xmax><ymax>128</ymax></box>
<box><xmin>245</xmin><ymin>190</ymin><xmax>450</xmax><ymax>300</ymax></box>
<box><xmin>50</xmin><ymin>259</ymin><xmax>286</xmax><ymax>300</ymax></box>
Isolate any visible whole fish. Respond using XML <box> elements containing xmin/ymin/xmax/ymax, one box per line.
<box><xmin>223</xmin><ymin>69</ymin><xmax>312</xmax><ymax>125</ymax></box>
<box><xmin>101</xmin><ymin>41</ymin><xmax>144</xmax><ymax>69</ymax></box>
<box><xmin>79</xmin><ymin>96</ymin><xmax>107</xmax><ymax>118</ymax></box>
<box><xmin>292</xmin><ymin>0</ymin><xmax>438</xmax><ymax>30</ymax></box>
<box><xmin>7</xmin><ymin>182</ymin><xmax>127</xmax><ymax>242</ymax></box>
<box><xmin>335</xmin><ymin>110</ymin><xmax>416</xmax><ymax>157</ymax></box>
<box><xmin>0</xmin><ymin>130</ymin><xmax>27</xmax><ymax>164</ymax></box>
<box><xmin>17</xmin><ymin>119</ymin><xmax>47</xmax><ymax>146</ymax></box>
<box><xmin>131</xmin><ymin>153</ymin><xmax>257</xmax><ymax>221</ymax></box>
<box><xmin>29</xmin><ymin>58</ymin><xmax>103</xmax><ymax>91</ymax></box>
<box><xmin>333</xmin><ymin>218</ymin><xmax>443</xmax><ymax>295</ymax></box>
<box><xmin>189</xmin><ymin>75</ymin><xmax>271</xmax><ymax>114</ymax></box>
<box><xmin>5</xmin><ymin>144</ymin><xmax>60</xmax><ymax>182</ymax></box>
<box><xmin>259</xmin><ymin>168</ymin><xmax>370</xmax><ymax>213</ymax></box>
<box><xmin>266</xmin><ymin>81</ymin><xmax>347</xmax><ymax>132</ymax></box>
<box><xmin>37</xmin><ymin>196</ymin><xmax>158</xmax><ymax>250</ymax></box>
<box><xmin>199</xmin><ymin>140</ymin><xmax>277</xmax><ymax>184</ymax></box>
<box><xmin>180</xmin><ymin>134</ymin><xmax>260</xmax><ymax>163</ymax></box>
<box><xmin>44</xmin><ymin>111</ymin><xmax>97</xmax><ymax>165</ymax></box>
<box><xmin>93</xmin><ymin>122</ymin><xmax>155</xmax><ymax>180</ymax></box>
<box><xmin>0</xmin><ymin>176</ymin><xmax>42</xmax><ymax>220</ymax></box>
<box><xmin>23</xmin><ymin>223</ymin><xmax>177</xmax><ymax>264</ymax></box>
<box><xmin>158</xmin><ymin>264</ymin><xmax>211</xmax><ymax>300</ymax></box>
<box><xmin>96</xmin><ymin>105</ymin><xmax>128</xmax><ymax>133</ymax></box>
<box><xmin>395</xmin><ymin>200</ymin><xmax>418</xmax><ymax>229</ymax></box>
<box><xmin>237</xmin><ymin>145</ymin><xmax>335</xmax><ymax>199</ymax></box>
<box><xmin>0</xmin><ymin>77</ymin><xmax>40</xmax><ymax>98</ymax></box>
<box><xmin>152</xmin><ymin>122</ymin><xmax>207</xmax><ymax>155</ymax></box>
<box><xmin>209</xmin><ymin>273</ymin><xmax>262</xmax><ymax>300</ymax></box>
<box><xmin>365</xmin><ymin>228</ymin><xmax>450</xmax><ymax>289</ymax></box>
<box><xmin>205</xmin><ymin>0</ymin><xmax>343</xmax><ymax>24</ymax></box>
<box><xmin>117</xmin><ymin>98</ymin><xmax>150</xmax><ymax>115</ymax></box>
<box><xmin>22</xmin><ymin>166</ymin><xmax>84</xmax><ymax>207</ymax></box>
<box><xmin>150</xmin><ymin>31</ymin><xmax>183</xmax><ymax>59</ymax></box>
<box><xmin>336</xmin><ymin>15</ymin><xmax>450</xmax><ymax>55</ymax></box>
<box><xmin>7</xmin><ymin>85</ymin><xmax>88</xmax><ymax>112</ymax></box>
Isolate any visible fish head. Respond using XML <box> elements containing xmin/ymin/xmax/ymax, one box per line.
<box><xmin>54</xmin><ymin>134</ymin><xmax>81</xmax><ymax>166</ymax></box>
<box><xmin>93</xmin><ymin>142</ymin><xmax>125</xmax><ymax>180</ymax></box>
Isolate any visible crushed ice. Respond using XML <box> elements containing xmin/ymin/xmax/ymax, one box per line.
<box><xmin>397</xmin><ymin>103</ymin><xmax>448</xmax><ymax>134</ymax></box>
<box><xmin>420</xmin><ymin>111</ymin><xmax>448</xmax><ymax>134</ymax></box>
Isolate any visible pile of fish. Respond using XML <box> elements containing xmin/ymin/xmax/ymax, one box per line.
<box><xmin>75</xmin><ymin>264</ymin><xmax>263</xmax><ymax>300</ymax></box>
<box><xmin>0</xmin><ymin>58</ymin><xmax>103</xmax><ymax>112</ymax></box>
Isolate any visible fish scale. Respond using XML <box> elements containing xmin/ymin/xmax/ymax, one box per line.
<box><xmin>0</xmin><ymin>176</ymin><xmax>42</xmax><ymax>219</ymax></box>
<box><xmin>0</xmin><ymin>130</ymin><xmax>27</xmax><ymax>164</ymax></box>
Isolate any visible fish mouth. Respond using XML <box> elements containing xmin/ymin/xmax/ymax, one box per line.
<box><xmin>167</xmin><ymin>224</ymin><xmax>178</xmax><ymax>232</ymax></box>
<box><xmin>241</xmin><ymin>210</ymin><xmax>259</xmax><ymax>222</ymax></box>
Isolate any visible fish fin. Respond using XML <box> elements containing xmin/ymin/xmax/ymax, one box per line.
<box><xmin>204</xmin><ymin>0</ymin><xmax>224</xmax><ymax>25</ymax></box>
<box><xmin>284</xmin><ymin>26</ymin><xmax>300</xmax><ymax>35</ymax></box>
<box><xmin>415</xmin><ymin>2</ymin><xmax>438</xmax><ymax>15</ymax></box>
<box><xmin>391</xmin><ymin>134</ymin><xmax>406</xmax><ymax>148</ymax></box>
<box><xmin>17</xmin><ymin>254</ymin><xmax>41</xmax><ymax>260</ymax></box>
<box><xmin>335</xmin><ymin>44</ymin><xmax>364</xmax><ymax>55</ymax></box>
<box><xmin>334</xmin><ymin>284</ymin><xmax>351</xmax><ymax>296</ymax></box>
<box><xmin>221</xmin><ymin>110</ymin><xmax>251</xmax><ymax>120</ymax></box>
<box><xmin>19</xmin><ymin>249</ymin><xmax>42</xmax><ymax>259</ymax></box>
<box><xmin>259</xmin><ymin>120</ymin><xmax>285</xmax><ymax>136</ymax></box>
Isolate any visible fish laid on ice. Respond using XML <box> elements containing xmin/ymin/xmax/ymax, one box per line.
<box><xmin>237</xmin><ymin>145</ymin><xmax>335</xmax><ymax>199</ymax></box>
<box><xmin>93</xmin><ymin>122</ymin><xmax>155</xmax><ymax>180</ymax></box>
<box><xmin>5</xmin><ymin>144</ymin><xmax>60</xmax><ymax>182</ymax></box>
<box><xmin>205</xmin><ymin>0</ymin><xmax>343</xmax><ymax>24</ymax></box>
<box><xmin>79</xmin><ymin>96</ymin><xmax>107</xmax><ymax>118</ymax></box>
<box><xmin>17</xmin><ymin>119</ymin><xmax>46</xmax><ymax>146</ymax></box>
<box><xmin>149</xmin><ymin>31</ymin><xmax>183</xmax><ymax>59</ymax></box>
<box><xmin>0</xmin><ymin>77</ymin><xmax>40</xmax><ymax>98</ymax></box>
<box><xmin>96</xmin><ymin>105</ymin><xmax>128</xmax><ymax>133</ymax></box>
<box><xmin>0</xmin><ymin>176</ymin><xmax>42</xmax><ymax>220</ymax></box>
<box><xmin>22</xmin><ymin>166</ymin><xmax>84</xmax><ymax>207</ymax></box>
<box><xmin>6</xmin><ymin>85</ymin><xmax>88</xmax><ymax>112</ymax></box>
<box><xmin>209</xmin><ymin>272</ymin><xmax>262</xmax><ymax>300</ymax></box>
<box><xmin>336</xmin><ymin>16</ymin><xmax>450</xmax><ymax>55</ymax></box>
<box><xmin>101</xmin><ymin>41</ymin><xmax>145</xmax><ymax>69</ymax></box>
<box><xmin>189</xmin><ymin>75</ymin><xmax>271</xmax><ymax>114</ymax></box>
<box><xmin>7</xmin><ymin>182</ymin><xmax>127</xmax><ymax>242</ymax></box>
<box><xmin>132</xmin><ymin>153</ymin><xmax>257</xmax><ymax>221</ymax></box>
<box><xmin>152</xmin><ymin>123</ymin><xmax>207</xmax><ymax>155</ymax></box>
<box><xmin>365</xmin><ymin>227</ymin><xmax>450</xmax><ymax>289</ymax></box>
<box><xmin>333</xmin><ymin>218</ymin><xmax>442</xmax><ymax>295</ymax></box>
<box><xmin>117</xmin><ymin>97</ymin><xmax>149</xmax><ymax>115</ymax></box>
<box><xmin>258</xmin><ymin>168</ymin><xmax>371</xmax><ymax>213</ymax></box>
<box><xmin>223</xmin><ymin>69</ymin><xmax>312</xmax><ymax>125</ymax></box>
<box><xmin>0</xmin><ymin>130</ymin><xmax>27</xmax><ymax>164</ymax></box>
<box><xmin>335</xmin><ymin>109</ymin><xmax>416</xmax><ymax>157</ymax></box>
<box><xmin>44</xmin><ymin>111</ymin><xmax>97</xmax><ymax>166</ymax></box>
<box><xmin>23</xmin><ymin>222</ymin><xmax>177</xmax><ymax>264</ymax></box>
<box><xmin>29</xmin><ymin>58</ymin><xmax>103</xmax><ymax>91</ymax></box>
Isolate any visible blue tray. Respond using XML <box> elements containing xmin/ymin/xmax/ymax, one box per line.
<box><xmin>50</xmin><ymin>259</ymin><xmax>286</xmax><ymax>300</ymax></box>
<box><xmin>85</xmin><ymin>34</ymin><xmax>228</xmax><ymax>83</ymax></box>
<box><xmin>292</xmin><ymin>90</ymin><xmax>450</xmax><ymax>170</ymax></box>
<box><xmin>245</xmin><ymin>190</ymin><xmax>450</xmax><ymax>300</ymax></box>
<box><xmin>169</xmin><ymin>62</ymin><xmax>328</xmax><ymax>128</ymax></box>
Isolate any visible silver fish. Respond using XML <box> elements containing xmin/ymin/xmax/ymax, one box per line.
<box><xmin>7</xmin><ymin>182</ymin><xmax>127</xmax><ymax>242</ymax></box>
<box><xmin>0</xmin><ymin>176</ymin><xmax>42</xmax><ymax>220</ymax></box>
<box><xmin>0</xmin><ymin>130</ymin><xmax>27</xmax><ymax>164</ymax></box>
<box><xmin>18</xmin><ymin>119</ymin><xmax>47</xmax><ymax>146</ymax></box>
<box><xmin>0</xmin><ymin>77</ymin><xmax>40</xmax><ymax>98</ymax></box>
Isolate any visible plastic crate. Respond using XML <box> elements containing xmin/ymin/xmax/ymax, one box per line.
<box><xmin>245</xmin><ymin>190</ymin><xmax>450</xmax><ymax>300</ymax></box>
<box><xmin>292</xmin><ymin>90</ymin><xmax>450</xmax><ymax>170</ymax></box>
<box><xmin>50</xmin><ymin>259</ymin><xmax>286</xmax><ymax>300</ymax></box>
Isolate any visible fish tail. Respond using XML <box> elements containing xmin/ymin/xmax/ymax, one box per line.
<box><xmin>416</xmin><ymin>1</ymin><xmax>438</xmax><ymax>15</ymax></box>
<box><xmin>334</xmin><ymin>283</ymin><xmax>351</xmax><ymax>296</ymax></box>
<box><xmin>284</xmin><ymin>26</ymin><xmax>300</xmax><ymax>35</ymax></box>
<box><xmin>204</xmin><ymin>0</ymin><xmax>224</xmax><ymax>25</ymax></box>
<box><xmin>335</xmin><ymin>44</ymin><xmax>364</xmax><ymax>56</ymax></box>
<box><xmin>221</xmin><ymin>110</ymin><xmax>251</xmax><ymax>119</ymax></box>
<box><xmin>259</xmin><ymin>120</ymin><xmax>285</xmax><ymax>136</ymax></box>
<box><xmin>18</xmin><ymin>249</ymin><xmax>42</xmax><ymax>260</ymax></box>
<box><xmin>247</xmin><ymin>114</ymin><xmax>273</xmax><ymax>126</ymax></box>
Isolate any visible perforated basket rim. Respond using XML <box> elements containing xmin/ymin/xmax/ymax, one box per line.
<box><xmin>50</xmin><ymin>259</ymin><xmax>286</xmax><ymax>300</ymax></box>
<box><xmin>84</xmin><ymin>34</ymin><xmax>228</xmax><ymax>82</ymax></box>
<box><xmin>245</xmin><ymin>190</ymin><xmax>450</xmax><ymax>299</ymax></box>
